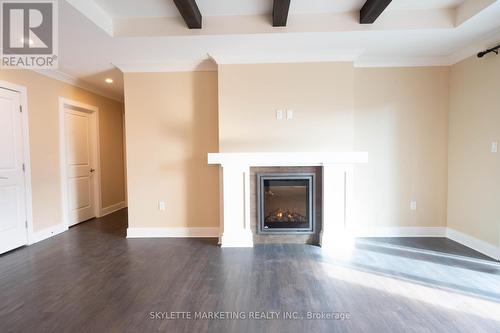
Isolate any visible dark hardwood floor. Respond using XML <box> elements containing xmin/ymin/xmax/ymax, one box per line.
<box><xmin>1</xmin><ymin>209</ymin><xmax>499</xmax><ymax>333</ymax></box>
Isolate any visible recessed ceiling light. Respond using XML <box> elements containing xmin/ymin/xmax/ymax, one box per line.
<box><xmin>105</xmin><ymin>78</ymin><xmax>114</xmax><ymax>84</ymax></box>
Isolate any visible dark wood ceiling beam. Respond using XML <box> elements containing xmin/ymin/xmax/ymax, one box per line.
<box><xmin>173</xmin><ymin>0</ymin><xmax>202</xmax><ymax>29</ymax></box>
<box><xmin>273</xmin><ymin>0</ymin><xmax>291</xmax><ymax>27</ymax></box>
<box><xmin>360</xmin><ymin>0</ymin><xmax>392</xmax><ymax>24</ymax></box>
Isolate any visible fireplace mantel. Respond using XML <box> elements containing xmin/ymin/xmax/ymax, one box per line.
<box><xmin>208</xmin><ymin>152</ymin><xmax>369</xmax><ymax>248</ymax></box>
<box><xmin>208</xmin><ymin>152</ymin><xmax>368</xmax><ymax>167</ymax></box>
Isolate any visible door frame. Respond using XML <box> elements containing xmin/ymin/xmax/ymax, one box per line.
<box><xmin>0</xmin><ymin>80</ymin><xmax>34</xmax><ymax>245</ymax></box>
<box><xmin>58</xmin><ymin>97</ymin><xmax>102</xmax><ymax>228</ymax></box>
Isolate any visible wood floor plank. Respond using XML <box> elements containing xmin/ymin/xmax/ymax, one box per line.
<box><xmin>1</xmin><ymin>209</ymin><xmax>499</xmax><ymax>332</ymax></box>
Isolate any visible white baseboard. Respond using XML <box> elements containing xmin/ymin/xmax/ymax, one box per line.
<box><xmin>446</xmin><ymin>228</ymin><xmax>500</xmax><ymax>261</ymax></box>
<box><xmin>350</xmin><ymin>226</ymin><xmax>447</xmax><ymax>238</ymax></box>
<box><xmin>100</xmin><ymin>201</ymin><xmax>127</xmax><ymax>217</ymax></box>
<box><xmin>29</xmin><ymin>223</ymin><xmax>68</xmax><ymax>245</ymax></box>
<box><xmin>127</xmin><ymin>227</ymin><xmax>219</xmax><ymax>238</ymax></box>
<box><xmin>25</xmin><ymin>223</ymin><xmax>500</xmax><ymax>261</ymax></box>
<box><xmin>220</xmin><ymin>230</ymin><xmax>254</xmax><ymax>247</ymax></box>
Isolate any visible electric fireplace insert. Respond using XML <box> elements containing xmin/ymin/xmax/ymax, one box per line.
<box><xmin>257</xmin><ymin>173</ymin><xmax>315</xmax><ymax>234</ymax></box>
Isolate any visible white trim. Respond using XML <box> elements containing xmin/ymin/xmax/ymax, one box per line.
<box><xmin>220</xmin><ymin>230</ymin><xmax>254</xmax><ymax>248</ymax></box>
<box><xmin>447</xmin><ymin>228</ymin><xmax>500</xmax><ymax>261</ymax></box>
<box><xmin>122</xmin><ymin>109</ymin><xmax>128</xmax><ymax>206</ymax></box>
<box><xmin>117</xmin><ymin>56</ymin><xmax>453</xmax><ymax>72</ymax></box>
<box><xmin>448</xmin><ymin>26</ymin><xmax>500</xmax><ymax>65</ymax></box>
<box><xmin>65</xmin><ymin>0</ymin><xmax>114</xmax><ymax>36</ymax></box>
<box><xmin>32</xmin><ymin>69</ymin><xmax>123</xmax><ymax>102</ymax></box>
<box><xmin>59</xmin><ymin>98</ymin><xmax>98</xmax><ymax>113</ymax></box>
<box><xmin>355</xmin><ymin>238</ymin><xmax>500</xmax><ymax>266</ymax></box>
<box><xmin>101</xmin><ymin>201</ymin><xmax>126</xmax><ymax>217</ymax></box>
<box><xmin>217</xmin><ymin>165</ymin><xmax>253</xmax><ymax>247</ymax></box>
<box><xmin>346</xmin><ymin>226</ymin><xmax>498</xmax><ymax>260</ymax></box>
<box><xmin>127</xmin><ymin>227</ymin><xmax>220</xmax><ymax>238</ymax></box>
<box><xmin>350</xmin><ymin>227</ymin><xmax>447</xmax><ymax>238</ymax></box>
<box><xmin>30</xmin><ymin>223</ymin><xmax>68</xmax><ymax>244</ymax></box>
<box><xmin>115</xmin><ymin>58</ymin><xmax>217</xmax><ymax>73</ymax></box>
<box><xmin>208</xmin><ymin>51</ymin><xmax>362</xmax><ymax>66</ymax></box>
<box><xmin>0</xmin><ymin>81</ymin><xmax>35</xmax><ymax>247</ymax></box>
<box><xmin>208</xmin><ymin>152</ymin><xmax>369</xmax><ymax>167</ymax></box>
<box><xmin>320</xmin><ymin>165</ymin><xmax>353</xmax><ymax>248</ymax></box>
<box><xmin>59</xmin><ymin>97</ymin><xmax>102</xmax><ymax>228</ymax></box>
<box><xmin>354</xmin><ymin>56</ymin><xmax>453</xmax><ymax>68</ymax></box>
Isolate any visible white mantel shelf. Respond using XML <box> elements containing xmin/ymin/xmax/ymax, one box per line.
<box><xmin>208</xmin><ymin>151</ymin><xmax>369</xmax><ymax>248</ymax></box>
<box><xmin>208</xmin><ymin>152</ymin><xmax>369</xmax><ymax>166</ymax></box>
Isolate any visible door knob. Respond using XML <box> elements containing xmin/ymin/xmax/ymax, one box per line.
<box><xmin>90</xmin><ymin>168</ymin><xmax>95</xmax><ymax>173</ymax></box>
<box><xmin>0</xmin><ymin>176</ymin><xmax>7</xmax><ymax>180</ymax></box>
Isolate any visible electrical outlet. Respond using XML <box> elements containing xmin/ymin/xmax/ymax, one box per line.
<box><xmin>276</xmin><ymin>110</ymin><xmax>283</xmax><ymax>120</ymax></box>
<box><xmin>158</xmin><ymin>201</ymin><xmax>166</xmax><ymax>211</ymax></box>
<box><xmin>410</xmin><ymin>201</ymin><xmax>417</xmax><ymax>211</ymax></box>
<box><xmin>286</xmin><ymin>109</ymin><xmax>294</xmax><ymax>120</ymax></box>
<box><xmin>492</xmin><ymin>142</ymin><xmax>498</xmax><ymax>153</ymax></box>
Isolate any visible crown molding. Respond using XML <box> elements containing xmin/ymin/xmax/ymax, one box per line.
<box><xmin>209</xmin><ymin>50</ymin><xmax>362</xmax><ymax>65</ymax></box>
<box><xmin>32</xmin><ymin>69</ymin><xmax>124</xmax><ymax>102</ymax></box>
<box><xmin>354</xmin><ymin>56</ymin><xmax>453</xmax><ymax>68</ymax></box>
<box><xmin>115</xmin><ymin>59</ymin><xmax>217</xmax><ymax>73</ymax></box>
<box><xmin>114</xmin><ymin>50</ymin><xmax>487</xmax><ymax>72</ymax></box>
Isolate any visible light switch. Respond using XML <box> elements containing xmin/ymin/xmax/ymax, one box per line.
<box><xmin>276</xmin><ymin>110</ymin><xmax>283</xmax><ymax>120</ymax></box>
<box><xmin>158</xmin><ymin>201</ymin><xmax>166</xmax><ymax>211</ymax></box>
<box><xmin>492</xmin><ymin>142</ymin><xmax>498</xmax><ymax>153</ymax></box>
<box><xmin>286</xmin><ymin>109</ymin><xmax>294</xmax><ymax>120</ymax></box>
<box><xmin>410</xmin><ymin>201</ymin><xmax>417</xmax><ymax>211</ymax></box>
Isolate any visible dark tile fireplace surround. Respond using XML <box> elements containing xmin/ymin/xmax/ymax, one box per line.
<box><xmin>250</xmin><ymin>167</ymin><xmax>322</xmax><ymax>245</ymax></box>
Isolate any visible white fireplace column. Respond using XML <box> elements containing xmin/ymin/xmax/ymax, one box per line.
<box><xmin>219</xmin><ymin>164</ymin><xmax>253</xmax><ymax>247</ymax></box>
<box><xmin>320</xmin><ymin>164</ymin><xmax>354</xmax><ymax>249</ymax></box>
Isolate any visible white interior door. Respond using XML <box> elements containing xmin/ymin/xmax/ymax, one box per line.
<box><xmin>64</xmin><ymin>108</ymin><xmax>96</xmax><ymax>226</ymax></box>
<box><xmin>0</xmin><ymin>88</ymin><xmax>28</xmax><ymax>254</ymax></box>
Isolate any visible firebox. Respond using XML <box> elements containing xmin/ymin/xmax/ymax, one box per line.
<box><xmin>257</xmin><ymin>173</ymin><xmax>315</xmax><ymax>234</ymax></box>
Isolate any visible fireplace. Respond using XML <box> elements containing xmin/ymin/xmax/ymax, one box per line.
<box><xmin>257</xmin><ymin>173</ymin><xmax>315</xmax><ymax>234</ymax></box>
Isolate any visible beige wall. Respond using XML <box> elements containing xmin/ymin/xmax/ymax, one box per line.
<box><xmin>99</xmin><ymin>104</ymin><xmax>126</xmax><ymax>208</ymax></box>
<box><xmin>353</xmin><ymin>67</ymin><xmax>449</xmax><ymax>229</ymax></box>
<box><xmin>124</xmin><ymin>71</ymin><xmax>219</xmax><ymax>228</ymax></box>
<box><xmin>217</xmin><ymin>63</ymin><xmax>449</xmax><ymax>230</ymax></box>
<box><xmin>4</xmin><ymin>60</ymin><xmax>493</xmax><ymax>244</ymax></box>
<box><xmin>448</xmin><ymin>55</ymin><xmax>500</xmax><ymax>247</ymax></box>
<box><xmin>218</xmin><ymin>63</ymin><xmax>354</xmax><ymax>152</ymax></box>
<box><xmin>123</xmin><ymin>60</ymin><xmax>497</xmax><ymax>244</ymax></box>
<box><xmin>0</xmin><ymin>69</ymin><xmax>126</xmax><ymax>231</ymax></box>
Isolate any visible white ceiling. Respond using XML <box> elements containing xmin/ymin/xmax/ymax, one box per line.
<box><xmin>93</xmin><ymin>0</ymin><xmax>466</xmax><ymax>18</ymax></box>
<box><xmin>53</xmin><ymin>0</ymin><xmax>500</xmax><ymax>101</ymax></box>
<box><xmin>388</xmin><ymin>0</ymin><xmax>464</xmax><ymax>11</ymax></box>
<box><xmin>93</xmin><ymin>0</ymin><xmax>365</xmax><ymax>18</ymax></box>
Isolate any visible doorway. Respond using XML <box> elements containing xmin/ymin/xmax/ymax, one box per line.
<box><xmin>0</xmin><ymin>82</ymin><xmax>33</xmax><ymax>254</ymax></box>
<box><xmin>59</xmin><ymin>98</ymin><xmax>101</xmax><ymax>227</ymax></box>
